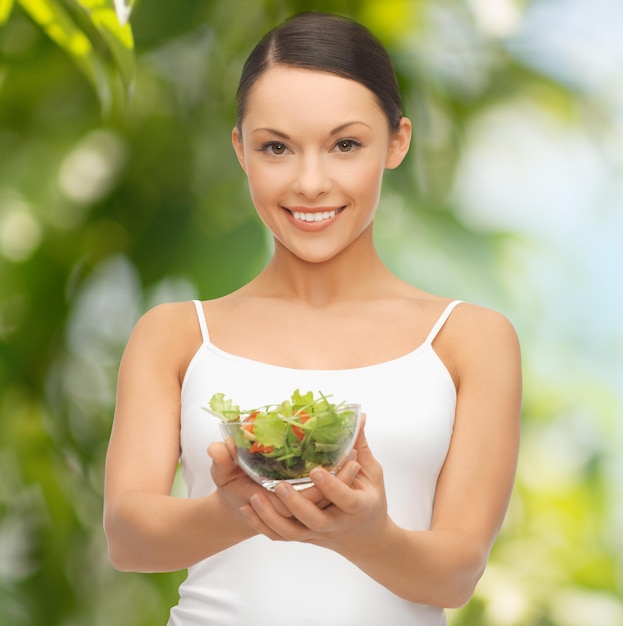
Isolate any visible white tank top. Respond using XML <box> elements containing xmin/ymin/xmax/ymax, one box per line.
<box><xmin>167</xmin><ymin>300</ymin><xmax>461</xmax><ymax>626</ymax></box>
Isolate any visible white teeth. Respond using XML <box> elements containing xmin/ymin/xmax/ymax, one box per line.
<box><xmin>292</xmin><ymin>209</ymin><xmax>337</xmax><ymax>222</ymax></box>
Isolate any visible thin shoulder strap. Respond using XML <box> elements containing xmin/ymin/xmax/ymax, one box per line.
<box><xmin>192</xmin><ymin>299</ymin><xmax>210</xmax><ymax>343</ymax></box>
<box><xmin>424</xmin><ymin>300</ymin><xmax>463</xmax><ymax>345</ymax></box>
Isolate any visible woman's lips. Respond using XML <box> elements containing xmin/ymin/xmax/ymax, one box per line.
<box><xmin>285</xmin><ymin>206</ymin><xmax>345</xmax><ymax>224</ymax></box>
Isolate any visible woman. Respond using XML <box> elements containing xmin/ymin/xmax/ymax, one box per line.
<box><xmin>104</xmin><ymin>12</ymin><xmax>521</xmax><ymax>625</ymax></box>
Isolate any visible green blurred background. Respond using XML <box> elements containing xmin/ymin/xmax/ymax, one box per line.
<box><xmin>1</xmin><ymin>1</ymin><xmax>621</xmax><ymax>624</ymax></box>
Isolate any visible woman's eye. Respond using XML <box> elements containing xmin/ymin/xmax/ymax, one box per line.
<box><xmin>261</xmin><ymin>142</ymin><xmax>288</xmax><ymax>155</ymax></box>
<box><xmin>335</xmin><ymin>139</ymin><xmax>360</xmax><ymax>153</ymax></box>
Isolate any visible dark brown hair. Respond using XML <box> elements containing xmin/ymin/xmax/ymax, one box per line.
<box><xmin>236</xmin><ymin>12</ymin><xmax>403</xmax><ymax>131</ymax></box>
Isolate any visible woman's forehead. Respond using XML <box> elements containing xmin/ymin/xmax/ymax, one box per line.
<box><xmin>243</xmin><ymin>66</ymin><xmax>385</xmax><ymax>129</ymax></box>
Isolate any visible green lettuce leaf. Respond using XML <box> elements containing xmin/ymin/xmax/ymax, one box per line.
<box><xmin>291</xmin><ymin>389</ymin><xmax>314</xmax><ymax>409</ymax></box>
<box><xmin>253</xmin><ymin>411</ymin><xmax>288</xmax><ymax>448</ymax></box>
<box><xmin>208</xmin><ymin>393</ymin><xmax>241</xmax><ymax>422</ymax></box>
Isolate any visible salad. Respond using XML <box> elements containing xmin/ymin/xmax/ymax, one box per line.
<box><xmin>205</xmin><ymin>389</ymin><xmax>359</xmax><ymax>481</ymax></box>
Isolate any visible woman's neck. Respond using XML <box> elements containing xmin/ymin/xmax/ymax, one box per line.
<box><xmin>250</xmin><ymin>236</ymin><xmax>397</xmax><ymax>307</ymax></box>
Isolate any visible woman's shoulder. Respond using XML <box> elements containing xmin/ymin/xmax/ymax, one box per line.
<box><xmin>391</xmin><ymin>284</ymin><xmax>500</xmax><ymax>328</ymax></box>
<box><xmin>132</xmin><ymin>300</ymin><xmax>199</xmax><ymax>335</ymax></box>
<box><xmin>444</xmin><ymin>301</ymin><xmax>521</xmax><ymax>373</ymax></box>
<box><xmin>116</xmin><ymin>299</ymin><xmax>228</xmax><ymax>386</ymax></box>
<box><xmin>450</xmin><ymin>301</ymin><xmax>519</xmax><ymax>342</ymax></box>
<box><xmin>375</xmin><ymin>282</ymin><xmax>519</xmax><ymax>353</ymax></box>
<box><xmin>421</xmin><ymin>297</ymin><xmax>520</xmax><ymax>383</ymax></box>
<box><xmin>123</xmin><ymin>301</ymin><xmax>203</xmax><ymax>373</ymax></box>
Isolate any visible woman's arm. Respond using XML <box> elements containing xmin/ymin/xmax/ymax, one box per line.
<box><xmin>103</xmin><ymin>303</ymin><xmax>259</xmax><ymax>572</ymax></box>
<box><xmin>238</xmin><ymin>305</ymin><xmax>522</xmax><ymax>608</ymax></box>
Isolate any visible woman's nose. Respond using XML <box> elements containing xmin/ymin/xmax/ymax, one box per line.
<box><xmin>293</xmin><ymin>154</ymin><xmax>330</xmax><ymax>198</ymax></box>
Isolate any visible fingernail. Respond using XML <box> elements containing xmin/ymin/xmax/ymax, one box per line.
<box><xmin>275</xmin><ymin>482</ymin><xmax>290</xmax><ymax>498</ymax></box>
<box><xmin>250</xmin><ymin>494</ymin><xmax>263</xmax><ymax>511</ymax></box>
<box><xmin>348</xmin><ymin>449</ymin><xmax>358</xmax><ymax>462</ymax></box>
<box><xmin>310</xmin><ymin>467</ymin><xmax>325</xmax><ymax>483</ymax></box>
<box><xmin>349</xmin><ymin>462</ymin><xmax>361</xmax><ymax>479</ymax></box>
<box><xmin>239</xmin><ymin>506</ymin><xmax>250</xmax><ymax>519</ymax></box>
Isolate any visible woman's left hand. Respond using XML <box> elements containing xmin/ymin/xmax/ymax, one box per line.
<box><xmin>238</xmin><ymin>418</ymin><xmax>390</xmax><ymax>554</ymax></box>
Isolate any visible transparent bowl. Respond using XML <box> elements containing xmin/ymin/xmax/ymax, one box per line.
<box><xmin>218</xmin><ymin>403</ymin><xmax>361</xmax><ymax>491</ymax></box>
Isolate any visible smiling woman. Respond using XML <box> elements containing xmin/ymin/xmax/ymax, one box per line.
<box><xmin>231</xmin><ymin>66</ymin><xmax>411</xmax><ymax>262</ymax></box>
<box><xmin>103</xmin><ymin>12</ymin><xmax>522</xmax><ymax>626</ymax></box>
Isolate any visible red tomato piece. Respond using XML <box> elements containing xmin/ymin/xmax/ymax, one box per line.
<box><xmin>241</xmin><ymin>411</ymin><xmax>259</xmax><ymax>436</ymax></box>
<box><xmin>292</xmin><ymin>411</ymin><xmax>311</xmax><ymax>442</ymax></box>
<box><xmin>249</xmin><ymin>441</ymin><xmax>274</xmax><ymax>454</ymax></box>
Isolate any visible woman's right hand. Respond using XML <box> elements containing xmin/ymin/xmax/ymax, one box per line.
<box><xmin>208</xmin><ymin>440</ymin><xmax>289</xmax><ymax>517</ymax></box>
<box><xmin>208</xmin><ymin>441</ymin><xmax>360</xmax><ymax>519</ymax></box>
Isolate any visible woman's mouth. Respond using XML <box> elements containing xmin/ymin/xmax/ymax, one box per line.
<box><xmin>287</xmin><ymin>207</ymin><xmax>345</xmax><ymax>223</ymax></box>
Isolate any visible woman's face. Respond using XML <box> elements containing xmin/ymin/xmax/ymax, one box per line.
<box><xmin>232</xmin><ymin>66</ymin><xmax>411</xmax><ymax>264</ymax></box>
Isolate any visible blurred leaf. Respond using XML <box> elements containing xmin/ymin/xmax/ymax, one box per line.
<box><xmin>359</xmin><ymin>0</ymin><xmax>418</xmax><ymax>41</ymax></box>
<box><xmin>16</xmin><ymin>0</ymin><xmax>109</xmax><ymax>102</ymax></box>
<box><xmin>13</xmin><ymin>0</ymin><xmax>135</xmax><ymax>108</ymax></box>
<box><xmin>70</xmin><ymin>0</ymin><xmax>135</xmax><ymax>93</ymax></box>
<box><xmin>112</xmin><ymin>0</ymin><xmax>136</xmax><ymax>25</ymax></box>
<box><xmin>0</xmin><ymin>0</ymin><xmax>14</xmax><ymax>25</ymax></box>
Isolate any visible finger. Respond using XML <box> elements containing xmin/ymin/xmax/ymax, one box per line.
<box><xmin>278</xmin><ymin>421</ymin><xmax>370</xmax><ymax>518</ymax></box>
<box><xmin>208</xmin><ymin>444</ymin><xmax>300</xmax><ymax>518</ymax></box>
<box><xmin>239</xmin><ymin>504</ymin><xmax>284</xmax><ymax>541</ymax></box>
<box><xmin>338</xmin><ymin>448</ymin><xmax>358</xmax><ymax>475</ymax></box>
<box><xmin>271</xmin><ymin>480</ymin><xmax>344</xmax><ymax>534</ymax></box>
<box><xmin>210</xmin><ymin>441</ymin><xmax>277</xmax><ymax>486</ymax></box>
<box><xmin>208</xmin><ymin>441</ymin><xmax>242</xmax><ymax>485</ymax></box>
<box><xmin>351</xmin><ymin>415</ymin><xmax>379</xmax><ymax>472</ymax></box>
<box><xmin>246</xmin><ymin>492</ymin><xmax>311</xmax><ymax>541</ymax></box>
<box><xmin>207</xmin><ymin>441</ymin><xmax>235</xmax><ymax>467</ymax></box>
<box><xmin>303</xmin><ymin>455</ymin><xmax>361</xmax><ymax>510</ymax></box>
<box><xmin>307</xmin><ymin>466</ymin><xmax>363</xmax><ymax>516</ymax></box>
<box><xmin>355</xmin><ymin>413</ymin><xmax>368</xmax><ymax>451</ymax></box>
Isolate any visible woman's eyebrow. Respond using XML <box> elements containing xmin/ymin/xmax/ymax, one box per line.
<box><xmin>250</xmin><ymin>121</ymin><xmax>372</xmax><ymax>138</ymax></box>
<box><xmin>251</xmin><ymin>127</ymin><xmax>290</xmax><ymax>138</ymax></box>
<box><xmin>330</xmin><ymin>121</ymin><xmax>372</xmax><ymax>134</ymax></box>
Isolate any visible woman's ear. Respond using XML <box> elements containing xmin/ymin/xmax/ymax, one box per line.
<box><xmin>385</xmin><ymin>117</ymin><xmax>412</xmax><ymax>170</ymax></box>
<box><xmin>232</xmin><ymin>127</ymin><xmax>247</xmax><ymax>173</ymax></box>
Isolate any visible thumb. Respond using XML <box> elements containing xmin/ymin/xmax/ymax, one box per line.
<box><xmin>208</xmin><ymin>440</ymin><xmax>237</xmax><ymax>470</ymax></box>
<box><xmin>354</xmin><ymin>413</ymin><xmax>375</xmax><ymax>464</ymax></box>
<box><xmin>208</xmin><ymin>440</ymin><xmax>242</xmax><ymax>488</ymax></box>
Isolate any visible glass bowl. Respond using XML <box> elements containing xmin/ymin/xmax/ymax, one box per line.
<box><xmin>217</xmin><ymin>403</ymin><xmax>361</xmax><ymax>491</ymax></box>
